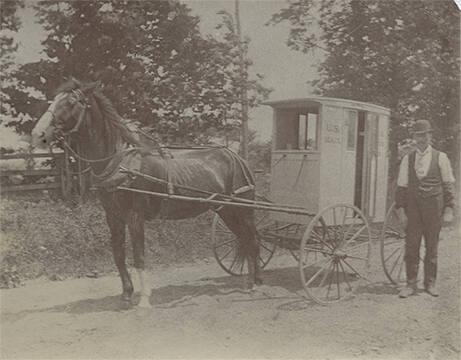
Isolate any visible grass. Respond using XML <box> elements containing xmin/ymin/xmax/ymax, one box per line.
<box><xmin>0</xmin><ymin>174</ymin><xmax>271</xmax><ymax>288</ymax></box>
<box><xmin>0</xmin><ymin>195</ymin><xmax>215</xmax><ymax>288</ymax></box>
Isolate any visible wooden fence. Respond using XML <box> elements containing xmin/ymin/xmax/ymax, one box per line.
<box><xmin>0</xmin><ymin>150</ymin><xmax>87</xmax><ymax>199</ymax></box>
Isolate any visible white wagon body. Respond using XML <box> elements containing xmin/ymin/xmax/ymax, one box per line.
<box><xmin>264</xmin><ymin>97</ymin><xmax>390</xmax><ymax>224</ymax></box>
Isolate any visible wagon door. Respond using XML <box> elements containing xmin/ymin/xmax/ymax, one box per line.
<box><xmin>361</xmin><ymin>113</ymin><xmax>380</xmax><ymax>220</ymax></box>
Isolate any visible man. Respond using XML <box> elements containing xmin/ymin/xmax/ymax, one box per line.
<box><xmin>395</xmin><ymin>119</ymin><xmax>455</xmax><ymax>298</ymax></box>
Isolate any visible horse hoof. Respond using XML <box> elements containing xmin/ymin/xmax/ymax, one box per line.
<box><xmin>137</xmin><ymin>296</ymin><xmax>151</xmax><ymax>308</ymax></box>
<box><xmin>120</xmin><ymin>292</ymin><xmax>133</xmax><ymax>306</ymax></box>
<box><xmin>121</xmin><ymin>293</ymin><xmax>132</xmax><ymax>301</ymax></box>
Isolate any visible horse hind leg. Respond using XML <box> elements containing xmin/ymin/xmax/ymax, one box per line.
<box><xmin>218</xmin><ymin>208</ymin><xmax>262</xmax><ymax>290</ymax></box>
<box><xmin>241</xmin><ymin>209</ymin><xmax>263</xmax><ymax>286</ymax></box>
<box><xmin>127</xmin><ymin>209</ymin><xmax>151</xmax><ymax>308</ymax></box>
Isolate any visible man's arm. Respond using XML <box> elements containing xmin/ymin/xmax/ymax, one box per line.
<box><xmin>439</xmin><ymin>153</ymin><xmax>455</xmax><ymax>221</ymax></box>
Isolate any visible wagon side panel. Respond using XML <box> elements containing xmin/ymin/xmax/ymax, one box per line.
<box><xmin>269</xmin><ymin>151</ymin><xmax>320</xmax><ymax>223</ymax></box>
<box><xmin>319</xmin><ymin>105</ymin><xmax>349</xmax><ymax>211</ymax></box>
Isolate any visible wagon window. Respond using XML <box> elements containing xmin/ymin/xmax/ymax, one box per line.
<box><xmin>347</xmin><ymin>110</ymin><xmax>358</xmax><ymax>150</ymax></box>
<box><xmin>298</xmin><ymin>113</ymin><xmax>318</xmax><ymax>150</ymax></box>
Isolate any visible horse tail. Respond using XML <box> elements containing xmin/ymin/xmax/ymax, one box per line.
<box><xmin>219</xmin><ymin>148</ymin><xmax>259</xmax><ymax>274</ymax></box>
<box><xmin>222</xmin><ymin>147</ymin><xmax>255</xmax><ymax>198</ymax></box>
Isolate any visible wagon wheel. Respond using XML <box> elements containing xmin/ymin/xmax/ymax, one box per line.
<box><xmin>299</xmin><ymin>204</ymin><xmax>371</xmax><ymax>305</ymax></box>
<box><xmin>380</xmin><ymin>202</ymin><xmax>422</xmax><ymax>285</ymax></box>
<box><xmin>212</xmin><ymin>207</ymin><xmax>277</xmax><ymax>276</ymax></box>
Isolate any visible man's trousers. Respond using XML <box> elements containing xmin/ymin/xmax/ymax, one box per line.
<box><xmin>404</xmin><ymin>193</ymin><xmax>443</xmax><ymax>288</ymax></box>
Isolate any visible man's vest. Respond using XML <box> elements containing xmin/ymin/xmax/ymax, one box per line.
<box><xmin>408</xmin><ymin>148</ymin><xmax>443</xmax><ymax>198</ymax></box>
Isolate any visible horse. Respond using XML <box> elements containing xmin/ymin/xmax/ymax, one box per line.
<box><xmin>31</xmin><ymin>78</ymin><xmax>262</xmax><ymax>307</ymax></box>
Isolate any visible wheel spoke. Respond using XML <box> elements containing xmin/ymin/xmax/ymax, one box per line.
<box><xmin>319</xmin><ymin>261</ymin><xmax>334</xmax><ymax>289</ymax></box>
<box><xmin>339</xmin><ymin>261</ymin><xmax>352</xmax><ymax>291</ymax></box>
<box><xmin>397</xmin><ymin>255</ymin><xmax>405</xmax><ymax>281</ymax></box>
<box><xmin>389</xmin><ymin>252</ymin><xmax>403</xmax><ymax>276</ymax></box>
<box><xmin>301</xmin><ymin>252</ymin><xmax>329</xmax><ymax>270</ymax></box>
<box><xmin>343</xmin><ymin>241</ymin><xmax>369</xmax><ymax>253</ymax></box>
<box><xmin>384</xmin><ymin>245</ymin><xmax>402</xmax><ymax>264</ymax></box>
<box><xmin>335</xmin><ymin>263</ymin><xmax>341</xmax><ymax>300</ymax></box>
<box><xmin>301</xmin><ymin>205</ymin><xmax>370</xmax><ymax>304</ymax></box>
<box><xmin>309</xmin><ymin>229</ymin><xmax>324</xmax><ymax>243</ymax></box>
<box><xmin>228</xmin><ymin>253</ymin><xmax>239</xmax><ymax>271</ymax></box>
<box><xmin>258</xmin><ymin>255</ymin><xmax>264</xmax><ymax>265</ymax></box>
<box><xmin>323</xmin><ymin>220</ymin><xmax>334</xmax><ymax>245</ymax></box>
<box><xmin>305</xmin><ymin>259</ymin><xmax>332</xmax><ymax>287</ymax></box>
<box><xmin>215</xmin><ymin>238</ymin><xmax>237</xmax><ymax>249</ymax></box>
<box><xmin>311</xmin><ymin>225</ymin><xmax>335</xmax><ymax>250</ymax></box>
<box><xmin>342</xmin><ymin>225</ymin><xmax>367</xmax><ymax>248</ymax></box>
<box><xmin>342</xmin><ymin>258</ymin><xmax>367</xmax><ymax>281</ymax></box>
<box><xmin>346</xmin><ymin>254</ymin><xmax>368</xmax><ymax>261</ymax></box>
<box><xmin>239</xmin><ymin>259</ymin><xmax>245</xmax><ymax>274</ymax></box>
<box><xmin>218</xmin><ymin>245</ymin><xmax>235</xmax><ymax>261</ymax></box>
<box><xmin>302</xmin><ymin>246</ymin><xmax>333</xmax><ymax>256</ymax></box>
<box><xmin>383</xmin><ymin>237</ymin><xmax>404</xmax><ymax>246</ymax></box>
<box><xmin>214</xmin><ymin>229</ymin><xmax>233</xmax><ymax>235</ymax></box>
<box><xmin>386</xmin><ymin>225</ymin><xmax>404</xmax><ymax>236</ymax></box>
<box><xmin>325</xmin><ymin>263</ymin><xmax>336</xmax><ymax>300</ymax></box>
<box><xmin>259</xmin><ymin>242</ymin><xmax>273</xmax><ymax>253</ymax></box>
<box><xmin>216</xmin><ymin>221</ymin><xmax>228</xmax><ymax>231</ymax></box>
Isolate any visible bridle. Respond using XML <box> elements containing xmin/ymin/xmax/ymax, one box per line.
<box><xmin>53</xmin><ymin>89</ymin><xmax>89</xmax><ymax>137</ymax></box>
<box><xmin>49</xmin><ymin>89</ymin><xmax>121</xmax><ymax>173</ymax></box>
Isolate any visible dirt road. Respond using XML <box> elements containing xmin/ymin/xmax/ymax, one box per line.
<box><xmin>1</xmin><ymin>228</ymin><xmax>460</xmax><ymax>360</ymax></box>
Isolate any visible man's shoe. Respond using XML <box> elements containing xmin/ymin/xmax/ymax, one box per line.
<box><xmin>425</xmin><ymin>285</ymin><xmax>439</xmax><ymax>297</ymax></box>
<box><xmin>398</xmin><ymin>286</ymin><xmax>416</xmax><ymax>298</ymax></box>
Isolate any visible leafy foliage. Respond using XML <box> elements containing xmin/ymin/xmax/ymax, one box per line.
<box><xmin>6</xmin><ymin>0</ymin><xmax>271</xmax><ymax>145</ymax></box>
<box><xmin>270</xmin><ymin>0</ymin><xmax>459</xmax><ymax>176</ymax></box>
<box><xmin>0</xmin><ymin>0</ymin><xmax>24</xmax><ymax>119</ymax></box>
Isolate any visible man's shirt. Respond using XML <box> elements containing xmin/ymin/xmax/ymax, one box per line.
<box><xmin>397</xmin><ymin>145</ymin><xmax>455</xmax><ymax>187</ymax></box>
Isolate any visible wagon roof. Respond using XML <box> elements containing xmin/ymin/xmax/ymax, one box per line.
<box><xmin>263</xmin><ymin>96</ymin><xmax>390</xmax><ymax>114</ymax></box>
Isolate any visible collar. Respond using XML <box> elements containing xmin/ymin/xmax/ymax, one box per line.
<box><xmin>416</xmin><ymin>145</ymin><xmax>432</xmax><ymax>157</ymax></box>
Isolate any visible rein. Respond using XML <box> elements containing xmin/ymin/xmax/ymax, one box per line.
<box><xmin>58</xmin><ymin>135</ymin><xmax>120</xmax><ymax>164</ymax></box>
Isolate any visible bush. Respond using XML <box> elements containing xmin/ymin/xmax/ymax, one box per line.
<box><xmin>0</xmin><ymin>197</ymin><xmax>216</xmax><ymax>288</ymax></box>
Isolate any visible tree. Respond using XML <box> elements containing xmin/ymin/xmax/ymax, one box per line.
<box><xmin>270</xmin><ymin>0</ymin><xmax>459</xmax><ymax>180</ymax></box>
<box><xmin>7</xmin><ymin>0</ymin><xmax>271</xmax><ymax>145</ymax></box>
<box><xmin>0</xmin><ymin>0</ymin><xmax>24</xmax><ymax>121</ymax></box>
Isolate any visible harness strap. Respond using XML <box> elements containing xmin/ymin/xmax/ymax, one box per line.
<box><xmin>233</xmin><ymin>185</ymin><xmax>254</xmax><ymax>195</ymax></box>
<box><xmin>165</xmin><ymin>157</ymin><xmax>174</xmax><ymax>195</ymax></box>
<box><xmin>64</xmin><ymin>104</ymin><xmax>88</xmax><ymax>136</ymax></box>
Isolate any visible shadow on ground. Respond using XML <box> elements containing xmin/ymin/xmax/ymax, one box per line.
<box><xmin>2</xmin><ymin>265</ymin><xmax>398</xmax><ymax>317</ymax></box>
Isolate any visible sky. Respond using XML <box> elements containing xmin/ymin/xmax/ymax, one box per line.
<box><xmin>11</xmin><ymin>0</ymin><xmax>322</xmax><ymax>143</ymax></box>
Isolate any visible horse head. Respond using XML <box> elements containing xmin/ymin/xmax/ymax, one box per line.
<box><xmin>31</xmin><ymin>78</ymin><xmax>100</xmax><ymax>149</ymax></box>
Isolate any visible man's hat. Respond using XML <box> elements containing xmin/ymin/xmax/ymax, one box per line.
<box><xmin>411</xmin><ymin>119</ymin><xmax>433</xmax><ymax>134</ymax></box>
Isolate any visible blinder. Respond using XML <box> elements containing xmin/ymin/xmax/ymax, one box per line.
<box><xmin>53</xmin><ymin>89</ymin><xmax>90</xmax><ymax>137</ymax></box>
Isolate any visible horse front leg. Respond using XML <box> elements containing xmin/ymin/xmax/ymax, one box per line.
<box><xmin>106</xmin><ymin>213</ymin><xmax>133</xmax><ymax>303</ymax></box>
<box><xmin>128</xmin><ymin>210</ymin><xmax>150</xmax><ymax>308</ymax></box>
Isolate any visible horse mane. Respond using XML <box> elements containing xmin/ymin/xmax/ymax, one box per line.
<box><xmin>57</xmin><ymin>78</ymin><xmax>155</xmax><ymax>150</ymax></box>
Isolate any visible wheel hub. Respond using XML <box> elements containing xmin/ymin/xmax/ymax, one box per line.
<box><xmin>333</xmin><ymin>250</ymin><xmax>347</xmax><ymax>260</ymax></box>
